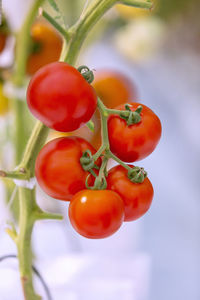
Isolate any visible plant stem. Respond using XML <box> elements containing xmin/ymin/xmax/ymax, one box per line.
<box><xmin>14</xmin><ymin>0</ymin><xmax>44</xmax><ymax>86</ymax></box>
<box><xmin>10</xmin><ymin>0</ymin><xmax>151</xmax><ymax>298</ymax></box>
<box><xmin>17</xmin><ymin>188</ymin><xmax>41</xmax><ymax>300</ymax></box>
<box><xmin>63</xmin><ymin>0</ymin><xmax>116</xmax><ymax>64</ymax></box>
<box><xmin>119</xmin><ymin>0</ymin><xmax>153</xmax><ymax>9</ymax></box>
<box><xmin>18</xmin><ymin>121</ymin><xmax>49</xmax><ymax>177</ymax></box>
<box><xmin>41</xmin><ymin>9</ymin><xmax>70</xmax><ymax>41</ymax></box>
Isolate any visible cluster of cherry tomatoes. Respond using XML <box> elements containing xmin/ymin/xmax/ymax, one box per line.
<box><xmin>27</xmin><ymin>60</ymin><xmax>161</xmax><ymax>239</ymax></box>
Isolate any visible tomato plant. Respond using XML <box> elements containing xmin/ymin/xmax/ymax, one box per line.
<box><xmin>0</xmin><ymin>0</ymin><xmax>160</xmax><ymax>298</ymax></box>
<box><xmin>26</xmin><ymin>20</ymin><xmax>63</xmax><ymax>75</ymax></box>
<box><xmin>108</xmin><ymin>102</ymin><xmax>162</xmax><ymax>162</ymax></box>
<box><xmin>35</xmin><ymin>136</ymin><xmax>101</xmax><ymax>201</ymax></box>
<box><xmin>27</xmin><ymin>62</ymin><xmax>97</xmax><ymax>132</ymax></box>
<box><xmin>69</xmin><ymin>189</ymin><xmax>124</xmax><ymax>239</ymax></box>
<box><xmin>107</xmin><ymin>165</ymin><xmax>154</xmax><ymax>221</ymax></box>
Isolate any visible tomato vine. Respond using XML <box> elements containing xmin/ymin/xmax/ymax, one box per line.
<box><xmin>0</xmin><ymin>0</ymin><xmax>156</xmax><ymax>299</ymax></box>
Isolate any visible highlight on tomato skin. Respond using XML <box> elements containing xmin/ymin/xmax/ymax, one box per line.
<box><xmin>108</xmin><ymin>102</ymin><xmax>162</xmax><ymax>162</ymax></box>
<box><xmin>35</xmin><ymin>136</ymin><xmax>101</xmax><ymax>201</ymax></box>
<box><xmin>107</xmin><ymin>165</ymin><xmax>154</xmax><ymax>221</ymax></box>
<box><xmin>68</xmin><ymin>189</ymin><xmax>125</xmax><ymax>239</ymax></box>
<box><xmin>27</xmin><ymin>62</ymin><xmax>97</xmax><ymax>132</ymax></box>
<box><xmin>26</xmin><ymin>19</ymin><xmax>63</xmax><ymax>76</ymax></box>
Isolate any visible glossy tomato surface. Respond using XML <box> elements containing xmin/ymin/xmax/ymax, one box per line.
<box><xmin>108</xmin><ymin>102</ymin><xmax>162</xmax><ymax>162</ymax></box>
<box><xmin>27</xmin><ymin>20</ymin><xmax>63</xmax><ymax>75</ymax></box>
<box><xmin>27</xmin><ymin>62</ymin><xmax>97</xmax><ymax>132</ymax></box>
<box><xmin>107</xmin><ymin>165</ymin><xmax>154</xmax><ymax>221</ymax></box>
<box><xmin>69</xmin><ymin>189</ymin><xmax>124</xmax><ymax>239</ymax></box>
<box><xmin>35</xmin><ymin>136</ymin><xmax>100</xmax><ymax>201</ymax></box>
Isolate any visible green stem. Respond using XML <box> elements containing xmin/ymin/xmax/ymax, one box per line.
<box><xmin>63</xmin><ymin>0</ymin><xmax>116</xmax><ymax>64</ymax></box>
<box><xmin>119</xmin><ymin>0</ymin><xmax>153</xmax><ymax>9</ymax></box>
<box><xmin>41</xmin><ymin>9</ymin><xmax>70</xmax><ymax>41</ymax></box>
<box><xmin>13</xmin><ymin>101</ymin><xmax>30</xmax><ymax>164</ymax></box>
<box><xmin>93</xmin><ymin>98</ymin><xmax>134</xmax><ymax>173</ymax></box>
<box><xmin>13</xmin><ymin>0</ymin><xmax>44</xmax><ymax>86</ymax></box>
<box><xmin>106</xmin><ymin>151</ymin><xmax>132</xmax><ymax>172</ymax></box>
<box><xmin>0</xmin><ymin>170</ymin><xmax>28</xmax><ymax>180</ymax></box>
<box><xmin>17</xmin><ymin>188</ymin><xmax>41</xmax><ymax>300</ymax></box>
<box><xmin>18</xmin><ymin>121</ymin><xmax>49</xmax><ymax>177</ymax></box>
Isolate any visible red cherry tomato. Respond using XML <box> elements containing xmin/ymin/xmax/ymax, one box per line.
<box><xmin>35</xmin><ymin>136</ymin><xmax>101</xmax><ymax>201</ymax></box>
<box><xmin>69</xmin><ymin>189</ymin><xmax>124</xmax><ymax>239</ymax></box>
<box><xmin>107</xmin><ymin>165</ymin><xmax>153</xmax><ymax>221</ymax></box>
<box><xmin>108</xmin><ymin>102</ymin><xmax>162</xmax><ymax>162</ymax></box>
<box><xmin>27</xmin><ymin>62</ymin><xmax>97</xmax><ymax>132</ymax></box>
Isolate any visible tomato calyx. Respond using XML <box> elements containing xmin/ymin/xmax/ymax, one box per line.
<box><xmin>85</xmin><ymin>156</ymin><xmax>108</xmax><ymax>190</ymax></box>
<box><xmin>128</xmin><ymin>166</ymin><xmax>147</xmax><ymax>183</ymax></box>
<box><xmin>30</xmin><ymin>40</ymin><xmax>43</xmax><ymax>54</ymax></box>
<box><xmin>119</xmin><ymin>104</ymin><xmax>143</xmax><ymax>125</ymax></box>
<box><xmin>80</xmin><ymin>150</ymin><xmax>99</xmax><ymax>171</ymax></box>
<box><xmin>78</xmin><ymin>65</ymin><xmax>94</xmax><ymax>84</ymax></box>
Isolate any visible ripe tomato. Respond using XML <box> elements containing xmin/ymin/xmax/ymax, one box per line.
<box><xmin>35</xmin><ymin>136</ymin><xmax>101</xmax><ymax>201</ymax></box>
<box><xmin>107</xmin><ymin>165</ymin><xmax>153</xmax><ymax>221</ymax></box>
<box><xmin>27</xmin><ymin>20</ymin><xmax>63</xmax><ymax>75</ymax></box>
<box><xmin>27</xmin><ymin>62</ymin><xmax>97</xmax><ymax>132</ymax></box>
<box><xmin>0</xmin><ymin>83</ymin><xmax>9</xmax><ymax>115</ymax></box>
<box><xmin>69</xmin><ymin>189</ymin><xmax>124</xmax><ymax>239</ymax></box>
<box><xmin>108</xmin><ymin>102</ymin><xmax>162</xmax><ymax>162</ymax></box>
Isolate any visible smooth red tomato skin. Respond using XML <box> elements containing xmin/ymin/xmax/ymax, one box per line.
<box><xmin>27</xmin><ymin>62</ymin><xmax>97</xmax><ymax>132</ymax></box>
<box><xmin>108</xmin><ymin>102</ymin><xmax>162</xmax><ymax>162</ymax></box>
<box><xmin>107</xmin><ymin>165</ymin><xmax>154</xmax><ymax>221</ymax></box>
<box><xmin>35</xmin><ymin>136</ymin><xmax>100</xmax><ymax>201</ymax></box>
<box><xmin>69</xmin><ymin>190</ymin><xmax>124</xmax><ymax>239</ymax></box>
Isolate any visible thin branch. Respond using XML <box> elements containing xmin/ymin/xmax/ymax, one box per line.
<box><xmin>119</xmin><ymin>0</ymin><xmax>153</xmax><ymax>9</ymax></box>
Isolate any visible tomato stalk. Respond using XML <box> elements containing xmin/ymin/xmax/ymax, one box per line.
<box><xmin>87</xmin><ymin>98</ymin><xmax>148</xmax><ymax>187</ymax></box>
<box><xmin>40</xmin><ymin>9</ymin><xmax>70</xmax><ymax>42</ymax></box>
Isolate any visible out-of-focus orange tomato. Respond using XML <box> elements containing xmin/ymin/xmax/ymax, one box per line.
<box><xmin>27</xmin><ymin>20</ymin><xmax>63</xmax><ymax>75</ymax></box>
<box><xmin>92</xmin><ymin>70</ymin><xmax>137</xmax><ymax>108</ymax></box>
<box><xmin>116</xmin><ymin>0</ymin><xmax>157</xmax><ymax>19</ymax></box>
<box><xmin>48</xmin><ymin>70</ymin><xmax>137</xmax><ymax>150</ymax></box>
<box><xmin>0</xmin><ymin>83</ymin><xmax>9</xmax><ymax>115</ymax></box>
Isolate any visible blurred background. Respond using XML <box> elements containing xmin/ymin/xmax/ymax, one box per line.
<box><xmin>0</xmin><ymin>0</ymin><xmax>199</xmax><ymax>299</ymax></box>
